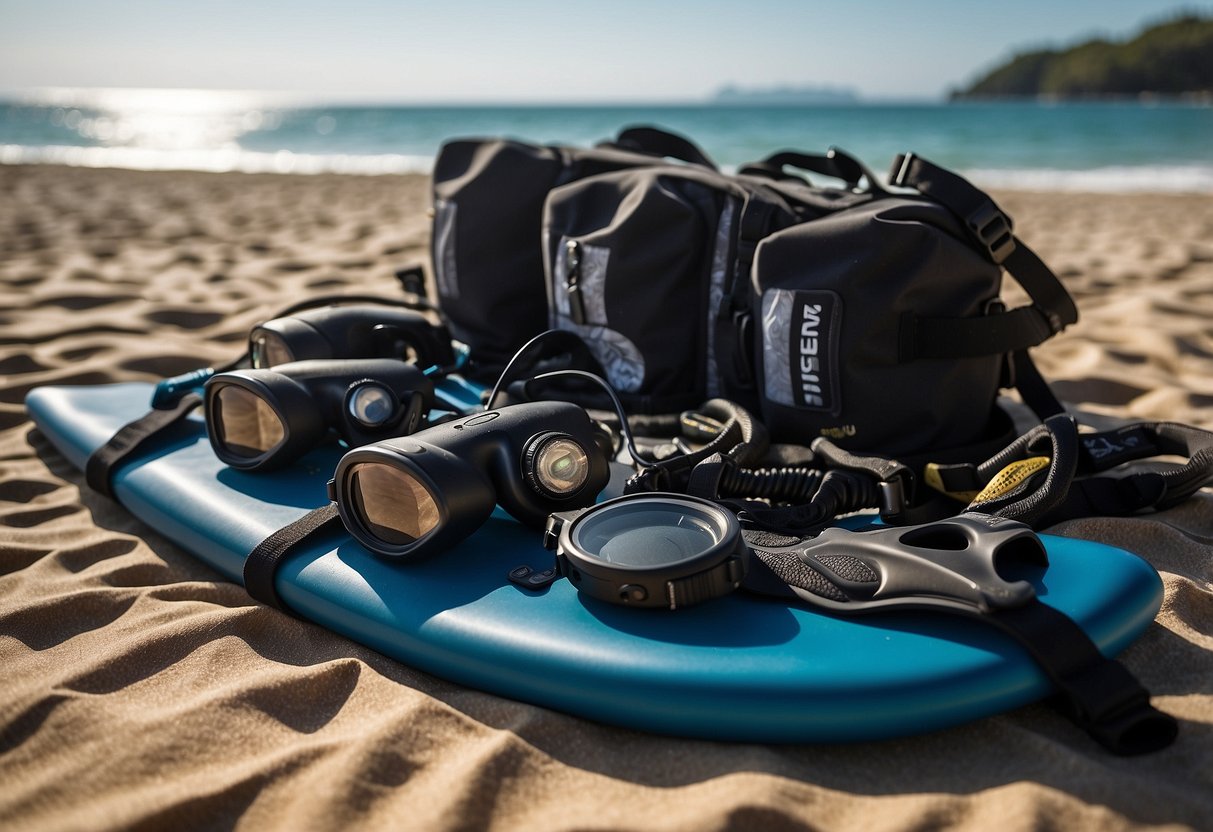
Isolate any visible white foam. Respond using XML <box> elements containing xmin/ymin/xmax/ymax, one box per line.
<box><xmin>0</xmin><ymin>144</ymin><xmax>434</xmax><ymax>176</ymax></box>
<box><xmin>4</xmin><ymin>144</ymin><xmax>1212</xmax><ymax>194</ymax></box>
<box><xmin>962</xmin><ymin>165</ymin><xmax>1213</xmax><ymax>194</ymax></box>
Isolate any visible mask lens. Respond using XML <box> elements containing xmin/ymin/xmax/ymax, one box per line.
<box><xmin>531</xmin><ymin>436</ymin><xmax>590</xmax><ymax>496</ymax></box>
<box><xmin>250</xmin><ymin>329</ymin><xmax>294</xmax><ymax>368</ymax></box>
<box><xmin>213</xmin><ymin>385</ymin><xmax>286</xmax><ymax>458</ymax></box>
<box><xmin>349</xmin><ymin>462</ymin><xmax>440</xmax><ymax>546</ymax></box>
<box><xmin>347</xmin><ymin>383</ymin><xmax>396</xmax><ymax>427</ymax></box>
<box><xmin>574</xmin><ymin>503</ymin><xmax>723</xmax><ymax>568</ymax></box>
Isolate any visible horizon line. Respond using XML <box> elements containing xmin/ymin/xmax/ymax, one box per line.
<box><xmin>0</xmin><ymin>85</ymin><xmax>953</xmax><ymax>108</ymax></box>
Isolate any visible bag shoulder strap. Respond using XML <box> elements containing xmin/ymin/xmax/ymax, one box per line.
<box><xmin>738</xmin><ymin>147</ymin><xmax>884</xmax><ymax>193</ymax></box>
<box><xmin>889</xmin><ymin>153</ymin><xmax>1079</xmax><ymax>361</ymax></box>
<box><xmin>600</xmin><ymin>125</ymin><xmax>718</xmax><ymax>171</ymax></box>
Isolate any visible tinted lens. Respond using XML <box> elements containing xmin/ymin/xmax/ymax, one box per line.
<box><xmin>213</xmin><ymin>385</ymin><xmax>286</xmax><ymax>458</ymax></box>
<box><xmin>574</xmin><ymin>503</ymin><xmax>723</xmax><ymax>567</ymax></box>
<box><xmin>347</xmin><ymin>383</ymin><xmax>396</xmax><ymax>427</ymax></box>
<box><xmin>531</xmin><ymin>436</ymin><xmax>589</xmax><ymax>496</ymax></box>
<box><xmin>349</xmin><ymin>462</ymin><xmax>440</xmax><ymax>546</ymax></box>
<box><xmin>250</xmin><ymin>329</ymin><xmax>294</xmax><ymax>368</ymax></box>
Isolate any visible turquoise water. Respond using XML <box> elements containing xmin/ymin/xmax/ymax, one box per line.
<box><xmin>2</xmin><ymin>90</ymin><xmax>1210</xmax><ymax>191</ymax></box>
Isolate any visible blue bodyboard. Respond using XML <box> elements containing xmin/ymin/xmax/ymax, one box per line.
<box><xmin>26</xmin><ymin>383</ymin><xmax>1164</xmax><ymax>743</ymax></box>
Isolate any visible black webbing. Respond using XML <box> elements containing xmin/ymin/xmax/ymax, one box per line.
<box><xmin>739</xmin><ymin>150</ymin><xmax>864</xmax><ymax>189</ymax></box>
<box><xmin>1010</xmin><ymin>349</ymin><xmax>1066</xmax><ymax>419</ymax></box>
<box><xmin>889</xmin><ymin>153</ymin><xmax>1079</xmax><ymax>361</ymax></box>
<box><xmin>907</xmin><ymin>307</ymin><xmax>1056</xmax><ymax>360</ymax></box>
<box><xmin>243</xmin><ymin>503</ymin><xmax>342</xmax><ymax>612</ymax></box>
<box><xmin>84</xmin><ymin>392</ymin><xmax>203</xmax><ymax>499</ymax></box>
<box><xmin>988</xmin><ymin>600</ymin><xmax>1177</xmax><ymax>755</ymax></box>
<box><xmin>607</xmin><ymin>126</ymin><xmax>718</xmax><ymax>170</ymax></box>
<box><xmin>742</xmin><ymin>518</ymin><xmax>1176</xmax><ymax>754</ymax></box>
<box><xmin>933</xmin><ymin>419</ymin><xmax>1213</xmax><ymax>526</ymax></box>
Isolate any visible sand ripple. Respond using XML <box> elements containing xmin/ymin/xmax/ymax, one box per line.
<box><xmin>0</xmin><ymin>167</ymin><xmax>1210</xmax><ymax>830</ymax></box>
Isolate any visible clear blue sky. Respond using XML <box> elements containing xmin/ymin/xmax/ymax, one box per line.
<box><xmin>1</xmin><ymin>0</ymin><xmax>1207</xmax><ymax>101</ymax></box>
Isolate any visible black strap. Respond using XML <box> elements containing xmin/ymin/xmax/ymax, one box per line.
<box><xmin>608</xmin><ymin>125</ymin><xmax>718</xmax><ymax>170</ymax></box>
<box><xmin>738</xmin><ymin>148</ymin><xmax>880</xmax><ymax>191</ymax></box>
<box><xmin>1010</xmin><ymin>349</ymin><xmax>1066</xmax><ymax>419</ymax></box>
<box><xmin>743</xmin><ymin>505</ymin><xmax>1176</xmax><ymax>754</ymax></box>
<box><xmin>243</xmin><ymin>503</ymin><xmax>343</xmax><ymax>612</ymax></box>
<box><xmin>988</xmin><ymin>600</ymin><xmax>1177</xmax><ymax>755</ymax></box>
<box><xmin>889</xmin><ymin>153</ymin><xmax>1079</xmax><ymax>361</ymax></box>
<box><xmin>930</xmin><ymin>418</ymin><xmax>1213</xmax><ymax>526</ymax></box>
<box><xmin>626</xmin><ymin>399</ymin><xmax>768</xmax><ymax>495</ymax></box>
<box><xmin>84</xmin><ymin>392</ymin><xmax>203</xmax><ymax>499</ymax></box>
<box><xmin>967</xmin><ymin>414</ymin><xmax>1079</xmax><ymax>527</ymax></box>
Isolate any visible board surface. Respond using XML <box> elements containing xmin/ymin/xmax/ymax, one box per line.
<box><xmin>26</xmin><ymin>382</ymin><xmax>1165</xmax><ymax>743</ymax></box>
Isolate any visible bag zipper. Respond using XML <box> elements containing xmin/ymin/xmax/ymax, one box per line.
<box><xmin>564</xmin><ymin>239</ymin><xmax>588</xmax><ymax>325</ymax></box>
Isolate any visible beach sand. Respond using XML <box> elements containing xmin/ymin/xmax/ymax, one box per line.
<box><xmin>1</xmin><ymin>165</ymin><xmax>1210</xmax><ymax>831</ymax></box>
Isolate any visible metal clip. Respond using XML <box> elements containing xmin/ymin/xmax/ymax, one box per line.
<box><xmin>564</xmin><ymin>239</ymin><xmax>587</xmax><ymax>325</ymax></box>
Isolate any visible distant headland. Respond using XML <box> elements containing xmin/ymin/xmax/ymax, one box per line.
<box><xmin>711</xmin><ymin>84</ymin><xmax>859</xmax><ymax>104</ymax></box>
<box><xmin>951</xmin><ymin>14</ymin><xmax>1213</xmax><ymax>100</ymax></box>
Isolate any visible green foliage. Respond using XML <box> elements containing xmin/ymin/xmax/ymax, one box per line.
<box><xmin>953</xmin><ymin>14</ymin><xmax>1213</xmax><ymax>98</ymax></box>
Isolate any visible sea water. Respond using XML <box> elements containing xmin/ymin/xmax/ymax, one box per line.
<box><xmin>1</xmin><ymin>89</ymin><xmax>1210</xmax><ymax>192</ymax></box>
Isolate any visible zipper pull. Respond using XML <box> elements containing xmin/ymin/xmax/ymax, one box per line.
<box><xmin>564</xmin><ymin>239</ymin><xmax>587</xmax><ymax>325</ymax></box>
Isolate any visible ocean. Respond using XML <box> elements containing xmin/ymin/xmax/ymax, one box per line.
<box><xmin>1</xmin><ymin>89</ymin><xmax>1211</xmax><ymax>192</ymax></box>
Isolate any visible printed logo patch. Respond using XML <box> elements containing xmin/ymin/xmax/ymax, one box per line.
<box><xmin>788</xmin><ymin>290</ymin><xmax>841</xmax><ymax>412</ymax></box>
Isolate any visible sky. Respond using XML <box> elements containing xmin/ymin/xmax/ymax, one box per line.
<box><xmin>1</xmin><ymin>0</ymin><xmax>1209</xmax><ymax>102</ymax></box>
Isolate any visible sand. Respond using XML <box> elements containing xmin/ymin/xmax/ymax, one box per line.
<box><xmin>1</xmin><ymin>164</ymin><xmax>1211</xmax><ymax>831</ymax></box>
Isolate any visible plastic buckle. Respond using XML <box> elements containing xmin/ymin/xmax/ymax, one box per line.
<box><xmin>890</xmin><ymin>152</ymin><xmax>916</xmax><ymax>188</ymax></box>
<box><xmin>878</xmin><ymin>477</ymin><xmax>909</xmax><ymax>525</ymax></box>
<box><xmin>967</xmin><ymin>201</ymin><xmax>1015</xmax><ymax>264</ymax></box>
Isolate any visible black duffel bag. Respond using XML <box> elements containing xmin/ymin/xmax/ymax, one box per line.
<box><xmin>538</xmin><ymin>146</ymin><xmax>1077</xmax><ymax>460</ymax></box>
<box><xmin>431</xmin><ymin>126</ymin><xmax>717</xmax><ymax>374</ymax></box>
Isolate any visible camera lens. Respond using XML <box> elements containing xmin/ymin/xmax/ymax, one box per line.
<box><xmin>524</xmin><ymin>433</ymin><xmax>590</xmax><ymax>498</ymax></box>
<box><xmin>347</xmin><ymin>382</ymin><xmax>396</xmax><ymax>427</ymax></box>
<box><xmin>213</xmin><ymin>384</ymin><xmax>286</xmax><ymax>458</ymax></box>
<box><xmin>250</xmin><ymin>329</ymin><xmax>294</xmax><ymax>369</ymax></box>
<box><xmin>349</xmin><ymin>461</ymin><xmax>441</xmax><ymax>545</ymax></box>
<box><xmin>573</xmin><ymin>500</ymin><xmax>726</xmax><ymax>568</ymax></box>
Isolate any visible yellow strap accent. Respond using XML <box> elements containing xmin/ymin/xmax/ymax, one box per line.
<box><xmin>923</xmin><ymin>463</ymin><xmax>980</xmax><ymax>503</ymax></box>
<box><xmin>973</xmin><ymin>456</ymin><xmax>1051</xmax><ymax>503</ymax></box>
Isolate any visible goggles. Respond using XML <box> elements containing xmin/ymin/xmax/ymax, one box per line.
<box><xmin>205</xmin><ymin>358</ymin><xmax>433</xmax><ymax>472</ymax></box>
<box><xmin>249</xmin><ymin>304</ymin><xmax>455</xmax><ymax>371</ymax></box>
<box><xmin>330</xmin><ymin>400</ymin><xmax>611</xmax><ymax>560</ymax></box>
